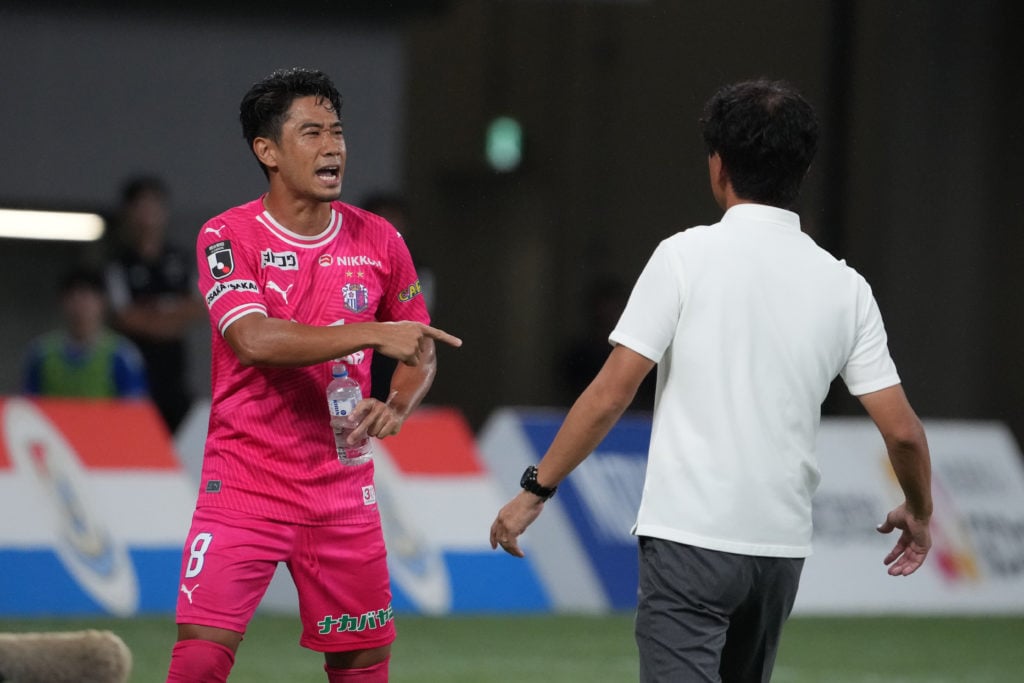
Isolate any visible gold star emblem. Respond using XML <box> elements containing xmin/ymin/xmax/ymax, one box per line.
<box><xmin>357</xmin><ymin>270</ymin><xmax>365</xmax><ymax>278</ymax></box>
<box><xmin>345</xmin><ymin>270</ymin><xmax>353</xmax><ymax>277</ymax></box>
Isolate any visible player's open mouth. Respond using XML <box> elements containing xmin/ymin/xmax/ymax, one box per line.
<box><xmin>316</xmin><ymin>166</ymin><xmax>340</xmax><ymax>183</ymax></box>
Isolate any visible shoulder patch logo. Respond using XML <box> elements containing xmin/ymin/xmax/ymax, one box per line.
<box><xmin>398</xmin><ymin>280</ymin><xmax>422</xmax><ymax>303</ymax></box>
<box><xmin>205</xmin><ymin>279</ymin><xmax>259</xmax><ymax>307</ymax></box>
<box><xmin>205</xmin><ymin>240</ymin><xmax>234</xmax><ymax>280</ymax></box>
<box><xmin>342</xmin><ymin>282</ymin><xmax>370</xmax><ymax>313</ymax></box>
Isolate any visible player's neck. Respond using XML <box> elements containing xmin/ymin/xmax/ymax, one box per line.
<box><xmin>261</xmin><ymin>191</ymin><xmax>333</xmax><ymax>236</ymax></box>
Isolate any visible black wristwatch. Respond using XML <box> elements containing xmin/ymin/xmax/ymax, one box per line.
<box><xmin>520</xmin><ymin>465</ymin><xmax>557</xmax><ymax>501</ymax></box>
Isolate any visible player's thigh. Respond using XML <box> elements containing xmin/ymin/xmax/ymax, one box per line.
<box><xmin>635</xmin><ymin>536</ymin><xmax>752</xmax><ymax>683</ymax></box>
<box><xmin>175</xmin><ymin>506</ymin><xmax>291</xmax><ymax>634</ymax></box>
<box><xmin>289</xmin><ymin>520</ymin><xmax>395</xmax><ymax>653</ymax></box>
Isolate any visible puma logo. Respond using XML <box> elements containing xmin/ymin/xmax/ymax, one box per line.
<box><xmin>180</xmin><ymin>583</ymin><xmax>199</xmax><ymax>604</ymax></box>
<box><xmin>204</xmin><ymin>225</ymin><xmax>226</xmax><ymax>236</ymax></box>
<box><xmin>267</xmin><ymin>280</ymin><xmax>294</xmax><ymax>304</ymax></box>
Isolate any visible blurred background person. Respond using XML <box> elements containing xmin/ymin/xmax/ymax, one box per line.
<box><xmin>360</xmin><ymin>192</ymin><xmax>438</xmax><ymax>403</ymax></box>
<box><xmin>105</xmin><ymin>175</ymin><xmax>205</xmax><ymax>432</ymax></box>
<box><xmin>559</xmin><ymin>274</ymin><xmax>655</xmax><ymax>411</ymax></box>
<box><xmin>23</xmin><ymin>266</ymin><xmax>148</xmax><ymax>399</ymax></box>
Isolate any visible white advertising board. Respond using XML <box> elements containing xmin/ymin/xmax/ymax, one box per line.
<box><xmin>795</xmin><ymin>419</ymin><xmax>1024</xmax><ymax>614</ymax></box>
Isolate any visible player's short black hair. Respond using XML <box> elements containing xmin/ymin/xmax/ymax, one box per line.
<box><xmin>700</xmin><ymin>79</ymin><xmax>819</xmax><ymax>209</ymax></box>
<box><xmin>239</xmin><ymin>68</ymin><xmax>344</xmax><ymax>178</ymax></box>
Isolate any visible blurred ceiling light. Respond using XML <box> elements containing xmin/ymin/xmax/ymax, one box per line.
<box><xmin>0</xmin><ymin>208</ymin><xmax>105</xmax><ymax>242</ymax></box>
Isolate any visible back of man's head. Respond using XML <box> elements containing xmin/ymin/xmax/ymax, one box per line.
<box><xmin>701</xmin><ymin>79</ymin><xmax>819</xmax><ymax>209</ymax></box>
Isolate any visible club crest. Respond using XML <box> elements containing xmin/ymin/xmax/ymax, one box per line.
<box><xmin>342</xmin><ymin>282</ymin><xmax>369</xmax><ymax>313</ymax></box>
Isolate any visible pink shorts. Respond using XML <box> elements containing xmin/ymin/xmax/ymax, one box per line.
<box><xmin>175</xmin><ymin>506</ymin><xmax>395</xmax><ymax>652</ymax></box>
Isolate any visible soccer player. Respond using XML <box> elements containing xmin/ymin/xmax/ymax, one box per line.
<box><xmin>166</xmin><ymin>68</ymin><xmax>461</xmax><ymax>683</ymax></box>
<box><xmin>490</xmin><ymin>79</ymin><xmax>932</xmax><ymax>682</ymax></box>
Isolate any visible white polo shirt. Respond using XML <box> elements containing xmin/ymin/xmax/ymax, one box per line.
<box><xmin>610</xmin><ymin>203</ymin><xmax>900</xmax><ymax>557</ymax></box>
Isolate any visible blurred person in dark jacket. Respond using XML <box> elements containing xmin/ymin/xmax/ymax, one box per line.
<box><xmin>106</xmin><ymin>176</ymin><xmax>205</xmax><ymax>431</ymax></box>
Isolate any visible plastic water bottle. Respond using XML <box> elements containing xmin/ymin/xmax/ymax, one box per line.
<box><xmin>326</xmin><ymin>364</ymin><xmax>373</xmax><ymax>465</ymax></box>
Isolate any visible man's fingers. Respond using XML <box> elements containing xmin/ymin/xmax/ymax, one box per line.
<box><xmin>490</xmin><ymin>519</ymin><xmax>525</xmax><ymax>557</ymax></box>
<box><xmin>423</xmin><ymin>325</ymin><xmax>462</xmax><ymax>348</ymax></box>
<box><xmin>887</xmin><ymin>551</ymin><xmax>924</xmax><ymax>576</ymax></box>
<box><xmin>883</xmin><ymin>541</ymin><xmax>905</xmax><ymax>566</ymax></box>
<box><xmin>502</xmin><ymin>539</ymin><xmax>525</xmax><ymax>558</ymax></box>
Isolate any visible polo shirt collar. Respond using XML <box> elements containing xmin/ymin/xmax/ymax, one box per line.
<box><xmin>721</xmin><ymin>203</ymin><xmax>801</xmax><ymax>232</ymax></box>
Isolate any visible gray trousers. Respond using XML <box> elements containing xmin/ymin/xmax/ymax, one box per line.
<box><xmin>635</xmin><ymin>536</ymin><xmax>804</xmax><ymax>683</ymax></box>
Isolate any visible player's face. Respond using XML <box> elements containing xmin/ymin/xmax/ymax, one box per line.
<box><xmin>271</xmin><ymin>95</ymin><xmax>347</xmax><ymax>203</ymax></box>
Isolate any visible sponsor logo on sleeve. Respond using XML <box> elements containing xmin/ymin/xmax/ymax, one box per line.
<box><xmin>205</xmin><ymin>279</ymin><xmax>259</xmax><ymax>307</ymax></box>
<box><xmin>260</xmin><ymin>249</ymin><xmax>299</xmax><ymax>271</ymax></box>
<box><xmin>205</xmin><ymin>240</ymin><xmax>234</xmax><ymax>280</ymax></box>
<box><xmin>398</xmin><ymin>279</ymin><xmax>422</xmax><ymax>303</ymax></box>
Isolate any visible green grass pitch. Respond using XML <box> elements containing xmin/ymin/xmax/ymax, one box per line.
<box><xmin>1</xmin><ymin>614</ymin><xmax>1022</xmax><ymax>682</ymax></box>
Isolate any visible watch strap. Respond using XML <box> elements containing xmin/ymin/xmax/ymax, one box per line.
<box><xmin>520</xmin><ymin>465</ymin><xmax>557</xmax><ymax>501</ymax></box>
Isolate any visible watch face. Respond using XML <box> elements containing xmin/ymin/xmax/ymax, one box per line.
<box><xmin>520</xmin><ymin>467</ymin><xmax>534</xmax><ymax>487</ymax></box>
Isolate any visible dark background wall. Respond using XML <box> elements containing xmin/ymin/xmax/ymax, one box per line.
<box><xmin>1</xmin><ymin>1</ymin><xmax>1021</xmax><ymax>441</ymax></box>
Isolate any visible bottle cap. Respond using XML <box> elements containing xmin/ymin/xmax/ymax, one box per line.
<box><xmin>331</xmin><ymin>364</ymin><xmax>348</xmax><ymax>378</ymax></box>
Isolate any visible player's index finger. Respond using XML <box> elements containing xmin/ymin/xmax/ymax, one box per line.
<box><xmin>424</xmin><ymin>325</ymin><xmax>463</xmax><ymax>347</ymax></box>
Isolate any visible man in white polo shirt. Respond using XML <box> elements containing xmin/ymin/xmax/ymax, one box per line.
<box><xmin>490</xmin><ymin>79</ymin><xmax>932</xmax><ymax>682</ymax></box>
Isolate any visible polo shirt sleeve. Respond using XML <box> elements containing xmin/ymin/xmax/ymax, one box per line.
<box><xmin>841</xmin><ymin>276</ymin><xmax>901</xmax><ymax>395</ymax></box>
<box><xmin>608</xmin><ymin>238</ymin><xmax>683</xmax><ymax>363</ymax></box>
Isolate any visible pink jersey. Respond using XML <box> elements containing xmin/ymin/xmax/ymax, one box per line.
<box><xmin>194</xmin><ymin>197</ymin><xmax>430</xmax><ymax>524</ymax></box>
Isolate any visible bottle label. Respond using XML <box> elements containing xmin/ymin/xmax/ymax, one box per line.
<box><xmin>328</xmin><ymin>397</ymin><xmax>358</xmax><ymax>417</ymax></box>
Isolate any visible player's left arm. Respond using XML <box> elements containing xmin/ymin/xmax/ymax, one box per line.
<box><xmin>491</xmin><ymin>344</ymin><xmax>655</xmax><ymax>557</ymax></box>
<box><xmin>345</xmin><ymin>336</ymin><xmax>436</xmax><ymax>443</ymax></box>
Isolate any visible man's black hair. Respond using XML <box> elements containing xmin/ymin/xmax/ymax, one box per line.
<box><xmin>701</xmin><ymin>79</ymin><xmax>819</xmax><ymax>208</ymax></box>
<box><xmin>120</xmin><ymin>175</ymin><xmax>168</xmax><ymax>206</ymax></box>
<box><xmin>239</xmin><ymin>68</ymin><xmax>344</xmax><ymax>178</ymax></box>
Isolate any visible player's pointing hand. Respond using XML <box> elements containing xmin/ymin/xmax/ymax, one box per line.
<box><xmin>376</xmin><ymin>321</ymin><xmax>462</xmax><ymax>365</ymax></box>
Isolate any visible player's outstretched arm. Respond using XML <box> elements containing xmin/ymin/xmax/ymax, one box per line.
<box><xmin>224</xmin><ymin>313</ymin><xmax>461</xmax><ymax>368</ymax></box>
<box><xmin>858</xmin><ymin>384</ymin><xmax>933</xmax><ymax>576</ymax></box>
<box><xmin>490</xmin><ymin>345</ymin><xmax>655</xmax><ymax>557</ymax></box>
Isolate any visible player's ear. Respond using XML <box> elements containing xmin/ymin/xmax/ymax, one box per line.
<box><xmin>253</xmin><ymin>137</ymin><xmax>278</xmax><ymax>170</ymax></box>
<box><xmin>709</xmin><ymin>153</ymin><xmax>731</xmax><ymax>192</ymax></box>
